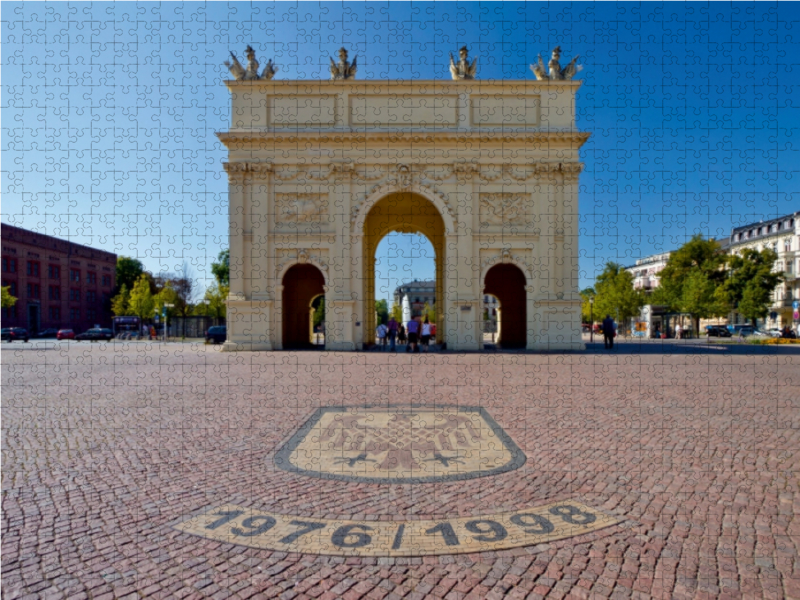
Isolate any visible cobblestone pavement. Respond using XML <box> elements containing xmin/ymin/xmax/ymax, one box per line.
<box><xmin>3</xmin><ymin>342</ymin><xmax>800</xmax><ymax>599</ymax></box>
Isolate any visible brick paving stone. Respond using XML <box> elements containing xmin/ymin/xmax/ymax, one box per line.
<box><xmin>3</xmin><ymin>345</ymin><xmax>800</xmax><ymax>599</ymax></box>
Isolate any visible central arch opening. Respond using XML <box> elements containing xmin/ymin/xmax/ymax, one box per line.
<box><xmin>363</xmin><ymin>192</ymin><xmax>446</xmax><ymax>348</ymax></box>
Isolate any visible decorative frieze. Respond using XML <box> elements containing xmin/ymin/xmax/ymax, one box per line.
<box><xmin>275</xmin><ymin>193</ymin><xmax>328</xmax><ymax>223</ymax></box>
<box><xmin>479</xmin><ymin>193</ymin><xmax>532</xmax><ymax>226</ymax></box>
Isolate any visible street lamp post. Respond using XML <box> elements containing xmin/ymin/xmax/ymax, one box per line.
<box><xmin>590</xmin><ymin>297</ymin><xmax>594</xmax><ymax>343</ymax></box>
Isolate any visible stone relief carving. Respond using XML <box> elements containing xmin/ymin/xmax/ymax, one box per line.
<box><xmin>479</xmin><ymin>193</ymin><xmax>531</xmax><ymax>226</ymax></box>
<box><xmin>330</xmin><ymin>48</ymin><xmax>357</xmax><ymax>80</ymax></box>
<box><xmin>275</xmin><ymin>193</ymin><xmax>327</xmax><ymax>223</ymax></box>
<box><xmin>531</xmin><ymin>47</ymin><xmax>582</xmax><ymax>81</ymax></box>
<box><xmin>449</xmin><ymin>46</ymin><xmax>477</xmax><ymax>80</ymax></box>
<box><xmin>225</xmin><ymin>46</ymin><xmax>277</xmax><ymax>81</ymax></box>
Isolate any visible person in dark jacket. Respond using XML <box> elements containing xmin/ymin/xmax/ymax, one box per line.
<box><xmin>602</xmin><ymin>315</ymin><xmax>615</xmax><ymax>349</ymax></box>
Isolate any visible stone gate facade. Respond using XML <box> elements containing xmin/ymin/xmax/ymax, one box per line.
<box><xmin>219</xmin><ymin>78</ymin><xmax>588</xmax><ymax>351</ymax></box>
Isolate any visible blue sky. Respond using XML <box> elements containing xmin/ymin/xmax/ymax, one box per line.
<box><xmin>2</xmin><ymin>2</ymin><xmax>798</xmax><ymax>301</ymax></box>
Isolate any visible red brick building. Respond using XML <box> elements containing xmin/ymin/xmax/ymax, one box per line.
<box><xmin>1</xmin><ymin>224</ymin><xmax>117</xmax><ymax>334</ymax></box>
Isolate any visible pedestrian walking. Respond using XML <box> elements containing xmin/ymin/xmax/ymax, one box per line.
<box><xmin>675</xmin><ymin>324</ymin><xmax>682</xmax><ymax>340</ymax></box>
<box><xmin>602</xmin><ymin>315</ymin><xmax>615</xmax><ymax>349</ymax></box>
<box><xmin>376</xmin><ymin>322</ymin><xmax>388</xmax><ymax>350</ymax></box>
<box><xmin>406</xmin><ymin>316</ymin><xmax>420</xmax><ymax>353</ymax></box>
<box><xmin>421</xmin><ymin>318</ymin><xmax>432</xmax><ymax>352</ymax></box>
<box><xmin>387</xmin><ymin>317</ymin><xmax>398</xmax><ymax>351</ymax></box>
<box><xmin>398</xmin><ymin>324</ymin><xmax>406</xmax><ymax>346</ymax></box>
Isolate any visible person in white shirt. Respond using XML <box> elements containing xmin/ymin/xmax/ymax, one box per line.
<box><xmin>675</xmin><ymin>324</ymin><xmax>682</xmax><ymax>340</ymax></box>
<box><xmin>421</xmin><ymin>318</ymin><xmax>432</xmax><ymax>352</ymax></box>
<box><xmin>376</xmin><ymin>322</ymin><xmax>388</xmax><ymax>350</ymax></box>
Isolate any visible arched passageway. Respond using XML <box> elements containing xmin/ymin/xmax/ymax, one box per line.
<box><xmin>282</xmin><ymin>264</ymin><xmax>325</xmax><ymax>349</ymax></box>
<box><xmin>362</xmin><ymin>192</ymin><xmax>446</xmax><ymax>347</ymax></box>
<box><xmin>484</xmin><ymin>264</ymin><xmax>527</xmax><ymax>349</ymax></box>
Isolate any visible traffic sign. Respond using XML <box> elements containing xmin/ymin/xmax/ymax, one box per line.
<box><xmin>793</xmin><ymin>300</ymin><xmax>799</xmax><ymax>310</ymax></box>
<box><xmin>794</xmin><ymin>311</ymin><xmax>799</xmax><ymax>320</ymax></box>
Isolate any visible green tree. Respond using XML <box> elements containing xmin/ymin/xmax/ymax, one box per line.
<box><xmin>2</xmin><ymin>286</ymin><xmax>17</xmax><ymax>309</ymax></box>
<box><xmin>375</xmin><ymin>299</ymin><xmax>389</xmax><ymax>325</ymax></box>
<box><xmin>198</xmin><ymin>283</ymin><xmax>229</xmax><ymax>318</ymax></box>
<box><xmin>580</xmin><ymin>287</ymin><xmax>596</xmax><ymax>323</ymax></box>
<box><xmin>678</xmin><ymin>270</ymin><xmax>726</xmax><ymax>335</ymax></box>
<box><xmin>153</xmin><ymin>281</ymin><xmax>180</xmax><ymax>319</ymax></box>
<box><xmin>592</xmin><ymin>263</ymin><xmax>643</xmax><ymax>332</ymax></box>
<box><xmin>718</xmin><ymin>248</ymin><xmax>783</xmax><ymax>327</ymax></box>
<box><xmin>422</xmin><ymin>302</ymin><xmax>436</xmax><ymax>323</ymax></box>
<box><xmin>116</xmin><ymin>257</ymin><xmax>145</xmax><ymax>292</ymax></box>
<box><xmin>211</xmin><ymin>249</ymin><xmax>230</xmax><ymax>287</ymax></box>
<box><xmin>111</xmin><ymin>284</ymin><xmax>130</xmax><ymax>316</ymax></box>
<box><xmin>390</xmin><ymin>302</ymin><xmax>403</xmax><ymax>323</ymax></box>
<box><xmin>128</xmin><ymin>274</ymin><xmax>155</xmax><ymax>320</ymax></box>
<box><xmin>312</xmin><ymin>295</ymin><xmax>325</xmax><ymax>328</ymax></box>
<box><xmin>655</xmin><ymin>236</ymin><xmax>726</xmax><ymax>306</ymax></box>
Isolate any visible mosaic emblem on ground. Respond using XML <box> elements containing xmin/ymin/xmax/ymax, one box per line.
<box><xmin>274</xmin><ymin>406</ymin><xmax>526</xmax><ymax>483</ymax></box>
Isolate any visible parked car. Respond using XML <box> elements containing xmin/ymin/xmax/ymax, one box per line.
<box><xmin>705</xmin><ymin>325</ymin><xmax>732</xmax><ymax>338</ymax></box>
<box><xmin>767</xmin><ymin>328</ymin><xmax>783</xmax><ymax>337</ymax></box>
<box><xmin>206</xmin><ymin>326</ymin><xmax>227</xmax><ymax>344</ymax></box>
<box><xmin>57</xmin><ymin>329</ymin><xmax>75</xmax><ymax>340</ymax></box>
<box><xmin>1</xmin><ymin>327</ymin><xmax>30</xmax><ymax>342</ymax></box>
<box><xmin>75</xmin><ymin>328</ymin><xmax>114</xmax><ymax>342</ymax></box>
<box><xmin>35</xmin><ymin>328</ymin><xmax>60</xmax><ymax>339</ymax></box>
<box><xmin>727</xmin><ymin>324</ymin><xmax>756</xmax><ymax>337</ymax></box>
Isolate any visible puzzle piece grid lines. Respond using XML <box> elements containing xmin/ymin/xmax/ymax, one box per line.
<box><xmin>3</xmin><ymin>3</ymin><xmax>800</xmax><ymax>600</ymax></box>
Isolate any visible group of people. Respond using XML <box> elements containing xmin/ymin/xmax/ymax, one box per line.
<box><xmin>376</xmin><ymin>316</ymin><xmax>436</xmax><ymax>352</ymax></box>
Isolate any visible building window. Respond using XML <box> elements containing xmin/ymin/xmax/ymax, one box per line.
<box><xmin>26</xmin><ymin>261</ymin><xmax>40</xmax><ymax>277</ymax></box>
<box><xmin>87</xmin><ymin>291</ymin><xmax>97</xmax><ymax>303</ymax></box>
<box><xmin>8</xmin><ymin>281</ymin><xmax>18</xmax><ymax>297</ymax></box>
<box><xmin>70</xmin><ymin>308</ymin><xmax>80</xmax><ymax>321</ymax></box>
<box><xmin>785</xmin><ymin>240</ymin><xmax>792</xmax><ymax>252</ymax></box>
<box><xmin>787</xmin><ymin>261</ymin><xmax>793</xmax><ymax>274</ymax></box>
<box><xmin>27</xmin><ymin>283</ymin><xmax>40</xmax><ymax>299</ymax></box>
<box><xmin>48</xmin><ymin>264</ymin><xmax>61</xmax><ymax>279</ymax></box>
<box><xmin>102</xmin><ymin>274</ymin><xmax>112</xmax><ymax>287</ymax></box>
<box><xmin>49</xmin><ymin>306</ymin><xmax>61</xmax><ymax>321</ymax></box>
<box><xmin>87</xmin><ymin>272</ymin><xmax>97</xmax><ymax>284</ymax></box>
<box><xmin>70</xmin><ymin>269</ymin><xmax>81</xmax><ymax>283</ymax></box>
<box><xmin>70</xmin><ymin>288</ymin><xmax>81</xmax><ymax>302</ymax></box>
<box><xmin>87</xmin><ymin>308</ymin><xmax>97</xmax><ymax>321</ymax></box>
<box><xmin>48</xmin><ymin>286</ymin><xmax>61</xmax><ymax>300</ymax></box>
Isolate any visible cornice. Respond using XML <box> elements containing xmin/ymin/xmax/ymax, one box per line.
<box><xmin>217</xmin><ymin>131</ymin><xmax>591</xmax><ymax>147</ymax></box>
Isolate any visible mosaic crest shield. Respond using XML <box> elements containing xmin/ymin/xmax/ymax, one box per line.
<box><xmin>275</xmin><ymin>406</ymin><xmax>526</xmax><ymax>483</ymax></box>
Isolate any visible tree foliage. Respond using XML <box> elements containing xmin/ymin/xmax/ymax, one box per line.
<box><xmin>375</xmin><ymin>299</ymin><xmax>389</xmax><ymax>325</ymax></box>
<box><xmin>312</xmin><ymin>295</ymin><xmax>325</xmax><ymax>328</ymax></box>
<box><xmin>199</xmin><ymin>283</ymin><xmax>229</xmax><ymax>318</ymax></box>
<box><xmin>422</xmin><ymin>302</ymin><xmax>436</xmax><ymax>323</ymax></box>
<box><xmin>652</xmin><ymin>236</ymin><xmax>728</xmax><ymax>334</ymax></box>
<box><xmin>579</xmin><ymin>287</ymin><xmax>596</xmax><ymax>323</ymax></box>
<box><xmin>211</xmin><ymin>249</ymin><xmax>230</xmax><ymax>287</ymax></box>
<box><xmin>111</xmin><ymin>284</ymin><xmax>130</xmax><ymax>316</ymax></box>
<box><xmin>153</xmin><ymin>282</ymin><xmax>180</xmax><ymax>319</ymax></box>
<box><xmin>116</xmin><ymin>257</ymin><xmax>145</xmax><ymax>292</ymax></box>
<box><xmin>128</xmin><ymin>274</ymin><xmax>155</xmax><ymax>319</ymax></box>
<box><xmin>718</xmin><ymin>248</ymin><xmax>783</xmax><ymax>326</ymax></box>
<box><xmin>592</xmin><ymin>263</ymin><xmax>643</xmax><ymax>330</ymax></box>
<box><xmin>2</xmin><ymin>286</ymin><xmax>17</xmax><ymax>309</ymax></box>
<box><xmin>390</xmin><ymin>302</ymin><xmax>403</xmax><ymax>322</ymax></box>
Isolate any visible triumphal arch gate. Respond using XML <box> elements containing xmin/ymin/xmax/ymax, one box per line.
<box><xmin>219</xmin><ymin>62</ymin><xmax>588</xmax><ymax>352</ymax></box>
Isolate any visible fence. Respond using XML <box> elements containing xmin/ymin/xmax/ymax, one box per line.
<box><xmin>166</xmin><ymin>316</ymin><xmax>225</xmax><ymax>338</ymax></box>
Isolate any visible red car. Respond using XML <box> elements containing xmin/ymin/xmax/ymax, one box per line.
<box><xmin>57</xmin><ymin>329</ymin><xmax>75</xmax><ymax>340</ymax></box>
